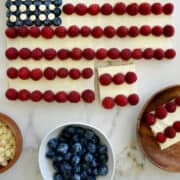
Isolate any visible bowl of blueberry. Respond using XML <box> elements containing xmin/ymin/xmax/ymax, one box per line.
<box><xmin>39</xmin><ymin>123</ymin><xmax>115</xmax><ymax>180</ymax></box>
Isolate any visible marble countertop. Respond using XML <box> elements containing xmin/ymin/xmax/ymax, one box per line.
<box><xmin>1</xmin><ymin>1</ymin><xmax>180</xmax><ymax>180</ymax></box>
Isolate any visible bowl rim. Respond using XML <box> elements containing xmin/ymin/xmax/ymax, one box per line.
<box><xmin>38</xmin><ymin>122</ymin><xmax>116</xmax><ymax>180</ymax></box>
<box><xmin>0</xmin><ymin>112</ymin><xmax>23</xmax><ymax>173</ymax></box>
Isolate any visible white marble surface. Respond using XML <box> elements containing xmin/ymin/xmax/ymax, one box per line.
<box><xmin>1</xmin><ymin>0</ymin><xmax>180</xmax><ymax>180</ymax></box>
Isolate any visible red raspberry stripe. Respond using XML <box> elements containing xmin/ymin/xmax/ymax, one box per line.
<box><xmin>7</xmin><ymin>67</ymin><xmax>94</xmax><ymax>80</ymax></box>
<box><xmin>6</xmin><ymin>88</ymin><xmax>95</xmax><ymax>103</ymax></box>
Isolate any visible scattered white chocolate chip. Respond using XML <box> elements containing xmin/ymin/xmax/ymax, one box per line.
<box><xmin>49</xmin><ymin>4</ymin><xmax>55</xmax><ymax>10</ymax></box>
<box><xmin>39</xmin><ymin>4</ymin><xmax>46</xmax><ymax>11</ymax></box>
<box><xmin>19</xmin><ymin>4</ymin><xmax>27</xmax><ymax>12</ymax></box>
<box><xmin>48</xmin><ymin>13</ymin><xmax>55</xmax><ymax>20</ymax></box>
<box><xmin>39</xmin><ymin>14</ymin><xmax>46</xmax><ymax>21</ymax></box>
<box><xmin>10</xmin><ymin>5</ymin><xmax>17</xmax><ymax>12</ymax></box>
<box><xmin>30</xmin><ymin>15</ymin><xmax>36</xmax><ymax>21</ymax></box>
<box><xmin>9</xmin><ymin>15</ymin><xmax>16</xmax><ymax>23</ymax></box>
<box><xmin>29</xmin><ymin>4</ymin><xmax>36</xmax><ymax>11</ymax></box>
<box><xmin>20</xmin><ymin>13</ymin><xmax>27</xmax><ymax>21</ymax></box>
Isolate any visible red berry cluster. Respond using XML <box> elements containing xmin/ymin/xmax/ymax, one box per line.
<box><xmin>7</xmin><ymin>67</ymin><xmax>94</xmax><ymax>80</ymax></box>
<box><xmin>62</xmin><ymin>2</ymin><xmax>174</xmax><ymax>16</ymax></box>
<box><xmin>6</xmin><ymin>25</ymin><xmax>175</xmax><ymax>39</ymax></box>
<box><xmin>102</xmin><ymin>94</ymin><xmax>139</xmax><ymax>109</ymax></box>
<box><xmin>99</xmin><ymin>72</ymin><xmax>137</xmax><ymax>86</ymax></box>
<box><xmin>6</xmin><ymin>88</ymin><xmax>95</xmax><ymax>103</ymax></box>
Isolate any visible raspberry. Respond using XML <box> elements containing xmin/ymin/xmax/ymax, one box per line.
<box><xmin>131</xmin><ymin>49</ymin><xmax>143</xmax><ymax>59</ymax></box>
<box><xmin>80</xmin><ymin>26</ymin><xmax>91</xmax><ymax>37</ymax></box>
<box><xmin>29</xmin><ymin>26</ymin><xmax>40</xmax><ymax>38</ymax></box>
<box><xmin>108</xmin><ymin>48</ymin><xmax>119</xmax><ymax>59</ymax></box>
<box><xmin>152</xmin><ymin>3</ymin><xmax>163</xmax><ymax>15</ymax></box>
<box><xmin>128</xmin><ymin>26</ymin><xmax>139</xmax><ymax>37</ymax></box>
<box><xmin>18</xmin><ymin>67</ymin><xmax>30</xmax><ymax>80</ymax></box>
<box><xmin>75</xmin><ymin>3</ymin><xmax>87</xmax><ymax>15</ymax></box>
<box><xmin>175</xmin><ymin>96</ymin><xmax>180</xmax><ymax>106</ymax></box>
<box><xmin>7</xmin><ymin>67</ymin><xmax>17</xmax><ymax>79</ymax></box>
<box><xmin>154</xmin><ymin>48</ymin><xmax>164</xmax><ymax>60</ymax></box>
<box><xmin>82</xmin><ymin>68</ymin><xmax>93</xmax><ymax>79</ymax></box>
<box><xmin>68</xmin><ymin>25</ymin><xmax>79</xmax><ymax>37</ymax></box>
<box><xmin>31</xmin><ymin>68</ymin><xmax>43</xmax><ymax>81</ymax></box>
<box><xmin>70</xmin><ymin>48</ymin><xmax>82</xmax><ymax>60</ymax></box>
<box><xmin>68</xmin><ymin>91</ymin><xmax>80</xmax><ymax>103</ymax></box>
<box><xmin>31</xmin><ymin>48</ymin><xmax>43</xmax><ymax>60</ymax></box>
<box><xmin>165</xmin><ymin>102</ymin><xmax>176</xmax><ymax>113</ymax></box>
<box><xmin>44</xmin><ymin>48</ymin><xmax>56</xmax><ymax>60</ymax></box>
<box><xmin>43</xmin><ymin>90</ymin><xmax>55</xmax><ymax>102</ymax></box>
<box><xmin>164</xmin><ymin>126</ymin><xmax>176</xmax><ymax>138</ymax></box>
<box><xmin>163</xmin><ymin>3</ymin><xmax>174</xmax><ymax>15</ymax></box>
<box><xmin>19</xmin><ymin>48</ymin><xmax>31</xmax><ymax>59</ymax></box>
<box><xmin>152</xmin><ymin>26</ymin><xmax>163</xmax><ymax>36</ymax></box>
<box><xmin>18</xmin><ymin>26</ymin><xmax>29</xmax><ymax>37</ymax></box>
<box><xmin>6</xmin><ymin>88</ymin><xmax>18</xmax><ymax>100</ymax></box>
<box><xmin>96</xmin><ymin>48</ymin><xmax>107</xmax><ymax>60</ymax></box>
<box><xmin>57</xmin><ymin>49</ymin><xmax>69</xmax><ymax>60</ymax></box>
<box><xmin>57</xmin><ymin>68</ymin><xmax>68</xmax><ymax>78</ymax></box>
<box><xmin>155</xmin><ymin>105</ymin><xmax>167</xmax><ymax>119</ymax></box>
<box><xmin>44</xmin><ymin>67</ymin><xmax>56</xmax><ymax>80</ymax></box>
<box><xmin>120</xmin><ymin>49</ymin><xmax>131</xmax><ymax>60</ymax></box>
<box><xmin>88</xmin><ymin>4</ymin><xmax>100</xmax><ymax>15</ymax></box>
<box><xmin>113</xmin><ymin>73</ymin><xmax>125</xmax><ymax>85</ymax></box>
<box><xmin>125</xmin><ymin>72</ymin><xmax>137</xmax><ymax>84</ymax></box>
<box><xmin>18</xmin><ymin>89</ymin><xmax>30</xmax><ymax>101</ymax></box>
<box><xmin>91</xmin><ymin>26</ymin><xmax>103</xmax><ymax>38</ymax></box>
<box><xmin>139</xmin><ymin>3</ymin><xmax>151</xmax><ymax>15</ymax></box>
<box><xmin>102</xmin><ymin>97</ymin><xmax>115</xmax><ymax>109</ymax></box>
<box><xmin>101</xmin><ymin>3</ymin><xmax>113</xmax><ymax>15</ymax></box>
<box><xmin>63</xmin><ymin>3</ymin><xmax>75</xmax><ymax>15</ymax></box>
<box><xmin>114</xmin><ymin>2</ymin><xmax>126</xmax><ymax>15</ymax></box>
<box><xmin>126</xmin><ymin>3</ymin><xmax>139</xmax><ymax>16</ymax></box>
<box><xmin>99</xmin><ymin>73</ymin><xmax>112</xmax><ymax>86</ymax></box>
<box><xmin>140</xmin><ymin>25</ymin><xmax>151</xmax><ymax>36</ymax></box>
<box><xmin>55</xmin><ymin>91</ymin><xmax>67</xmax><ymax>103</ymax></box>
<box><xmin>117</xmin><ymin>26</ymin><xmax>128</xmax><ymax>37</ymax></box>
<box><xmin>41</xmin><ymin>27</ymin><xmax>54</xmax><ymax>39</ymax></box>
<box><xmin>128</xmin><ymin>94</ymin><xmax>139</xmax><ymax>105</ymax></box>
<box><xmin>5</xmin><ymin>47</ymin><xmax>18</xmax><ymax>60</ymax></box>
<box><xmin>104</xmin><ymin>26</ymin><xmax>116</xmax><ymax>38</ymax></box>
<box><xmin>165</xmin><ymin>49</ymin><xmax>176</xmax><ymax>59</ymax></box>
<box><xmin>31</xmin><ymin>90</ymin><xmax>42</xmax><ymax>102</ymax></box>
<box><xmin>173</xmin><ymin>121</ymin><xmax>180</xmax><ymax>132</ymax></box>
<box><xmin>81</xmin><ymin>89</ymin><xmax>95</xmax><ymax>103</ymax></box>
<box><xmin>155</xmin><ymin>133</ymin><xmax>166</xmax><ymax>143</ymax></box>
<box><xmin>82</xmin><ymin>48</ymin><xmax>95</xmax><ymax>60</ymax></box>
<box><xmin>143</xmin><ymin>48</ymin><xmax>154</xmax><ymax>59</ymax></box>
<box><xmin>115</xmin><ymin>95</ymin><xmax>128</xmax><ymax>106</ymax></box>
<box><xmin>69</xmin><ymin>68</ymin><xmax>81</xmax><ymax>80</ymax></box>
<box><xmin>163</xmin><ymin>25</ymin><xmax>175</xmax><ymax>37</ymax></box>
<box><xmin>144</xmin><ymin>113</ymin><xmax>156</xmax><ymax>126</ymax></box>
<box><xmin>5</xmin><ymin>27</ymin><xmax>17</xmax><ymax>38</ymax></box>
<box><xmin>55</xmin><ymin>26</ymin><xmax>67</xmax><ymax>37</ymax></box>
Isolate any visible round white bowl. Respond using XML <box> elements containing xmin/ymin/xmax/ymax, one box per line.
<box><xmin>39</xmin><ymin>122</ymin><xmax>115</xmax><ymax>180</ymax></box>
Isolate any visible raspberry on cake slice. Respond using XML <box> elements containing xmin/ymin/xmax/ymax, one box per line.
<box><xmin>97</xmin><ymin>64</ymin><xmax>138</xmax><ymax>109</ymax></box>
<box><xmin>145</xmin><ymin>97</ymin><xmax>180</xmax><ymax>150</ymax></box>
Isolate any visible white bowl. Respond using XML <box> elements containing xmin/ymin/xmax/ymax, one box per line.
<box><xmin>39</xmin><ymin>122</ymin><xmax>116</xmax><ymax>180</ymax></box>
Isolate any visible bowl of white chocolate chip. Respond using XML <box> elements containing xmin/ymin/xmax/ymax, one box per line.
<box><xmin>0</xmin><ymin>112</ymin><xmax>22</xmax><ymax>173</ymax></box>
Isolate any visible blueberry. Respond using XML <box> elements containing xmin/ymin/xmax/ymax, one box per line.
<box><xmin>87</xmin><ymin>176</ymin><xmax>96</xmax><ymax>180</ymax></box>
<box><xmin>44</xmin><ymin>19</ymin><xmax>51</xmax><ymax>26</ymax></box>
<box><xmin>34</xmin><ymin>10</ymin><xmax>40</xmax><ymax>16</ymax></box>
<box><xmin>54</xmin><ymin>8</ymin><xmax>61</xmax><ymax>16</ymax></box>
<box><xmin>5</xmin><ymin>1</ymin><xmax>12</xmax><ymax>8</ymax></box>
<box><xmin>73</xmin><ymin>165</ymin><xmax>81</xmax><ymax>173</ymax></box>
<box><xmin>53</xmin><ymin>173</ymin><xmax>63</xmax><ymax>180</ymax></box>
<box><xmin>48</xmin><ymin>138</ymin><xmax>59</xmax><ymax>150</ymax></box>
<box><xmin>91</xmin><ymin>159</ymin><xmax>98</xmax><ymax>168</ymax></box>
<box><xmin>15</xmin><ymin>19</ymin><xmax>23</xmax><ymax>26</ymax></box>
<box><xmin>56</xmin><ymin>143</ymin><xmax>69</xmax><ymax>155</ymax></box>
<box><xmin>54</xmin><ymin>156</ymin><xmax>63</xmax><ymax>162</ymax></box>
<box><xmin>54</xmin><ymin>0</ymin><xmax>62</xmax><ymax>6</ymax></box>
<box><xmin>53</xmin><ymin>17</ymin><xmax>62</xmax><ymax>26</ymax></box>
<box><xmin>64</xmin><ymin>126</ymin><xmax>76</xmax><ymax>134</ymax></box>
<box><xmin>99</xmin><ymin>165</ymin><xmax>108</xmax><ymax>176</ymax></box>
<box><xmin>53</xmin><ymin>160</ymin><xmax>61</xmax><ymax>171</ymax></box>
<box><xmin>92</xmin><ymin>168</ymin><xmax>99</xmax><ymax>176</ymax></box>
<box><xmin>71</xmin><ymin>155</ymin><xmax>80</xmax><ymax>165</ymax></box>
<box><xmin>76</xmin><ymin>127</ymin><xmax>85</xmax><ymax>136</ymax></box>
<box><xmin>46</xmin><ymin>150</ymin><xmax>55</xmax><ymax>159</ymax></box>
<box><xmin>81</xmin><ymin>163</ymin><xmax>89</xmax><ymax>171</ymax></box>
<box><xmin>98</xmin><ymin>154</ymin><xmax>108</xmax><ymax>164</ymax></box>
<box><xmin>71</xmin><ymin>174</ymin><xmax>81</xmax><ymax>180</ymax></box>
<box><xmin>87</xmin><ymin>168</ymin><xmax>92</xmax><ymax>175</ymax></box>
<box><xmin>6</xmin><ymin>21</ymin><xmax>14</xmax><ymax>27</ymax></box>
<box><xmin>87</xmin><ymin>143</ymin><xmax>96</xmax><ymax>154</ymax></box>
<box><xmin>72</xmin><ymin>134</ymin><xmax>80</xmax><ymax>142</ymax></box>
<box><xmin>34</xmin><ymin>1</ymin><xmax>41</xmax><ymax>7</ymax></box>
<box><xmin>80</xmin><ymin>138</ymin><xmax>88</xmax><ymax>145</ymax></box>
<box><xmin>85</xmin><ymin>130</ymin><xmax>95</xmax><ymax>140</ymax></box>
<box><xmin>64</xmin><ymin>152</ymin><xmax>72</xmax><ymax>161</ymax></box>
<box><xmin>60</xmin><ymin>162</ymin><xmax>72</xmax><ymax>172</ymax></box>
<box><xmin>72</xmin><ymin>143</ymin><xmax>82</xmax><ymax>153</ymax></box>
<box><xmin>84</xmin><ymin>153</ymin><xmax>93</xmax><ymax>163</ymax></box>
<box><xmin>44</xmin><ymin>0</ymin><xmax>51</xmax><ymax>6</ymax></box>
<box><xmin>6</xmin><ymin>11</ymin><xmax>12</xmax><ymax>17</ymax></box>
<box><xmin>25</xmin><ymin>0</ymin><xmax>31</xmax><ymax>7</ymax></box>
<box><xmin>81</xmin><ymin>171</ymin><xmax>88</xmax><ymax>179</ymax></box>
<box><xmin>35</xmin><ymin>19</ymin><xmax>42</xmax><ymax>26</ymax></box>
<box><xmin>58</xmin><ymin>136</ymin><xmax>67</xmax><ymax>143</ymax></box>
<box><xmin>98</xmin><ymin>145</ymin><xmax>107</xmax><ymax>154</ymax></box>
<box><xmin>90</xmin><ymin>135</ymin><xmax>100</xmax><ymax>145</ymax></box>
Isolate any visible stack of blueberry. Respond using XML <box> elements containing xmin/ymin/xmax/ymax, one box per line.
<box><xmin>46</xmin><ymin>126</ymin><xmax>109</xmax><ymax>180</ymax></box>
<box><xmin>6</xmin><ymin>0</ymin><xmax>62</xmax><ymax>27</ymax></box>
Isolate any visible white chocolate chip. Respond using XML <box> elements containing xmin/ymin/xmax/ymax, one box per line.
<box><xmin>39</xmin><ymin>14</ymin><xmax>46</xmax><ymax>21</ymax></box>
<box><xmin>48</xmin><ymin>13</ymin><xmax>55</xmax><ymax>20</ymax></box>
<box><xmin>19</xmin><ymin>4</ymin><xmax>27</xmax><ymax>12</ymax></box>
<box><xmin>10</xmin><ymin>5</ymin><xmax>17</xmax><ymax>12</ymax></box>
<box><xmin>39</xmin><ymin>4</ymin><xmax>46</xmax><ymax>11</ymax></box>
<box><xmin>9</xmin><ymin>15</ymin><xmax>16</xmax><ymax>22</ymax></box>
<box><xmin>20</xmin><ymin>13</ymin><xmax>27</xmax><ymax>20</ymax></box>
<box><xmin>29</xmin><ymin>4</ymin><xmax>36</xmax><ymax>11</ymax></box>
<box><xmin>49</xmin><ymin>4</ymin><xmax>55</xmax><ymax>10</ymax></box>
